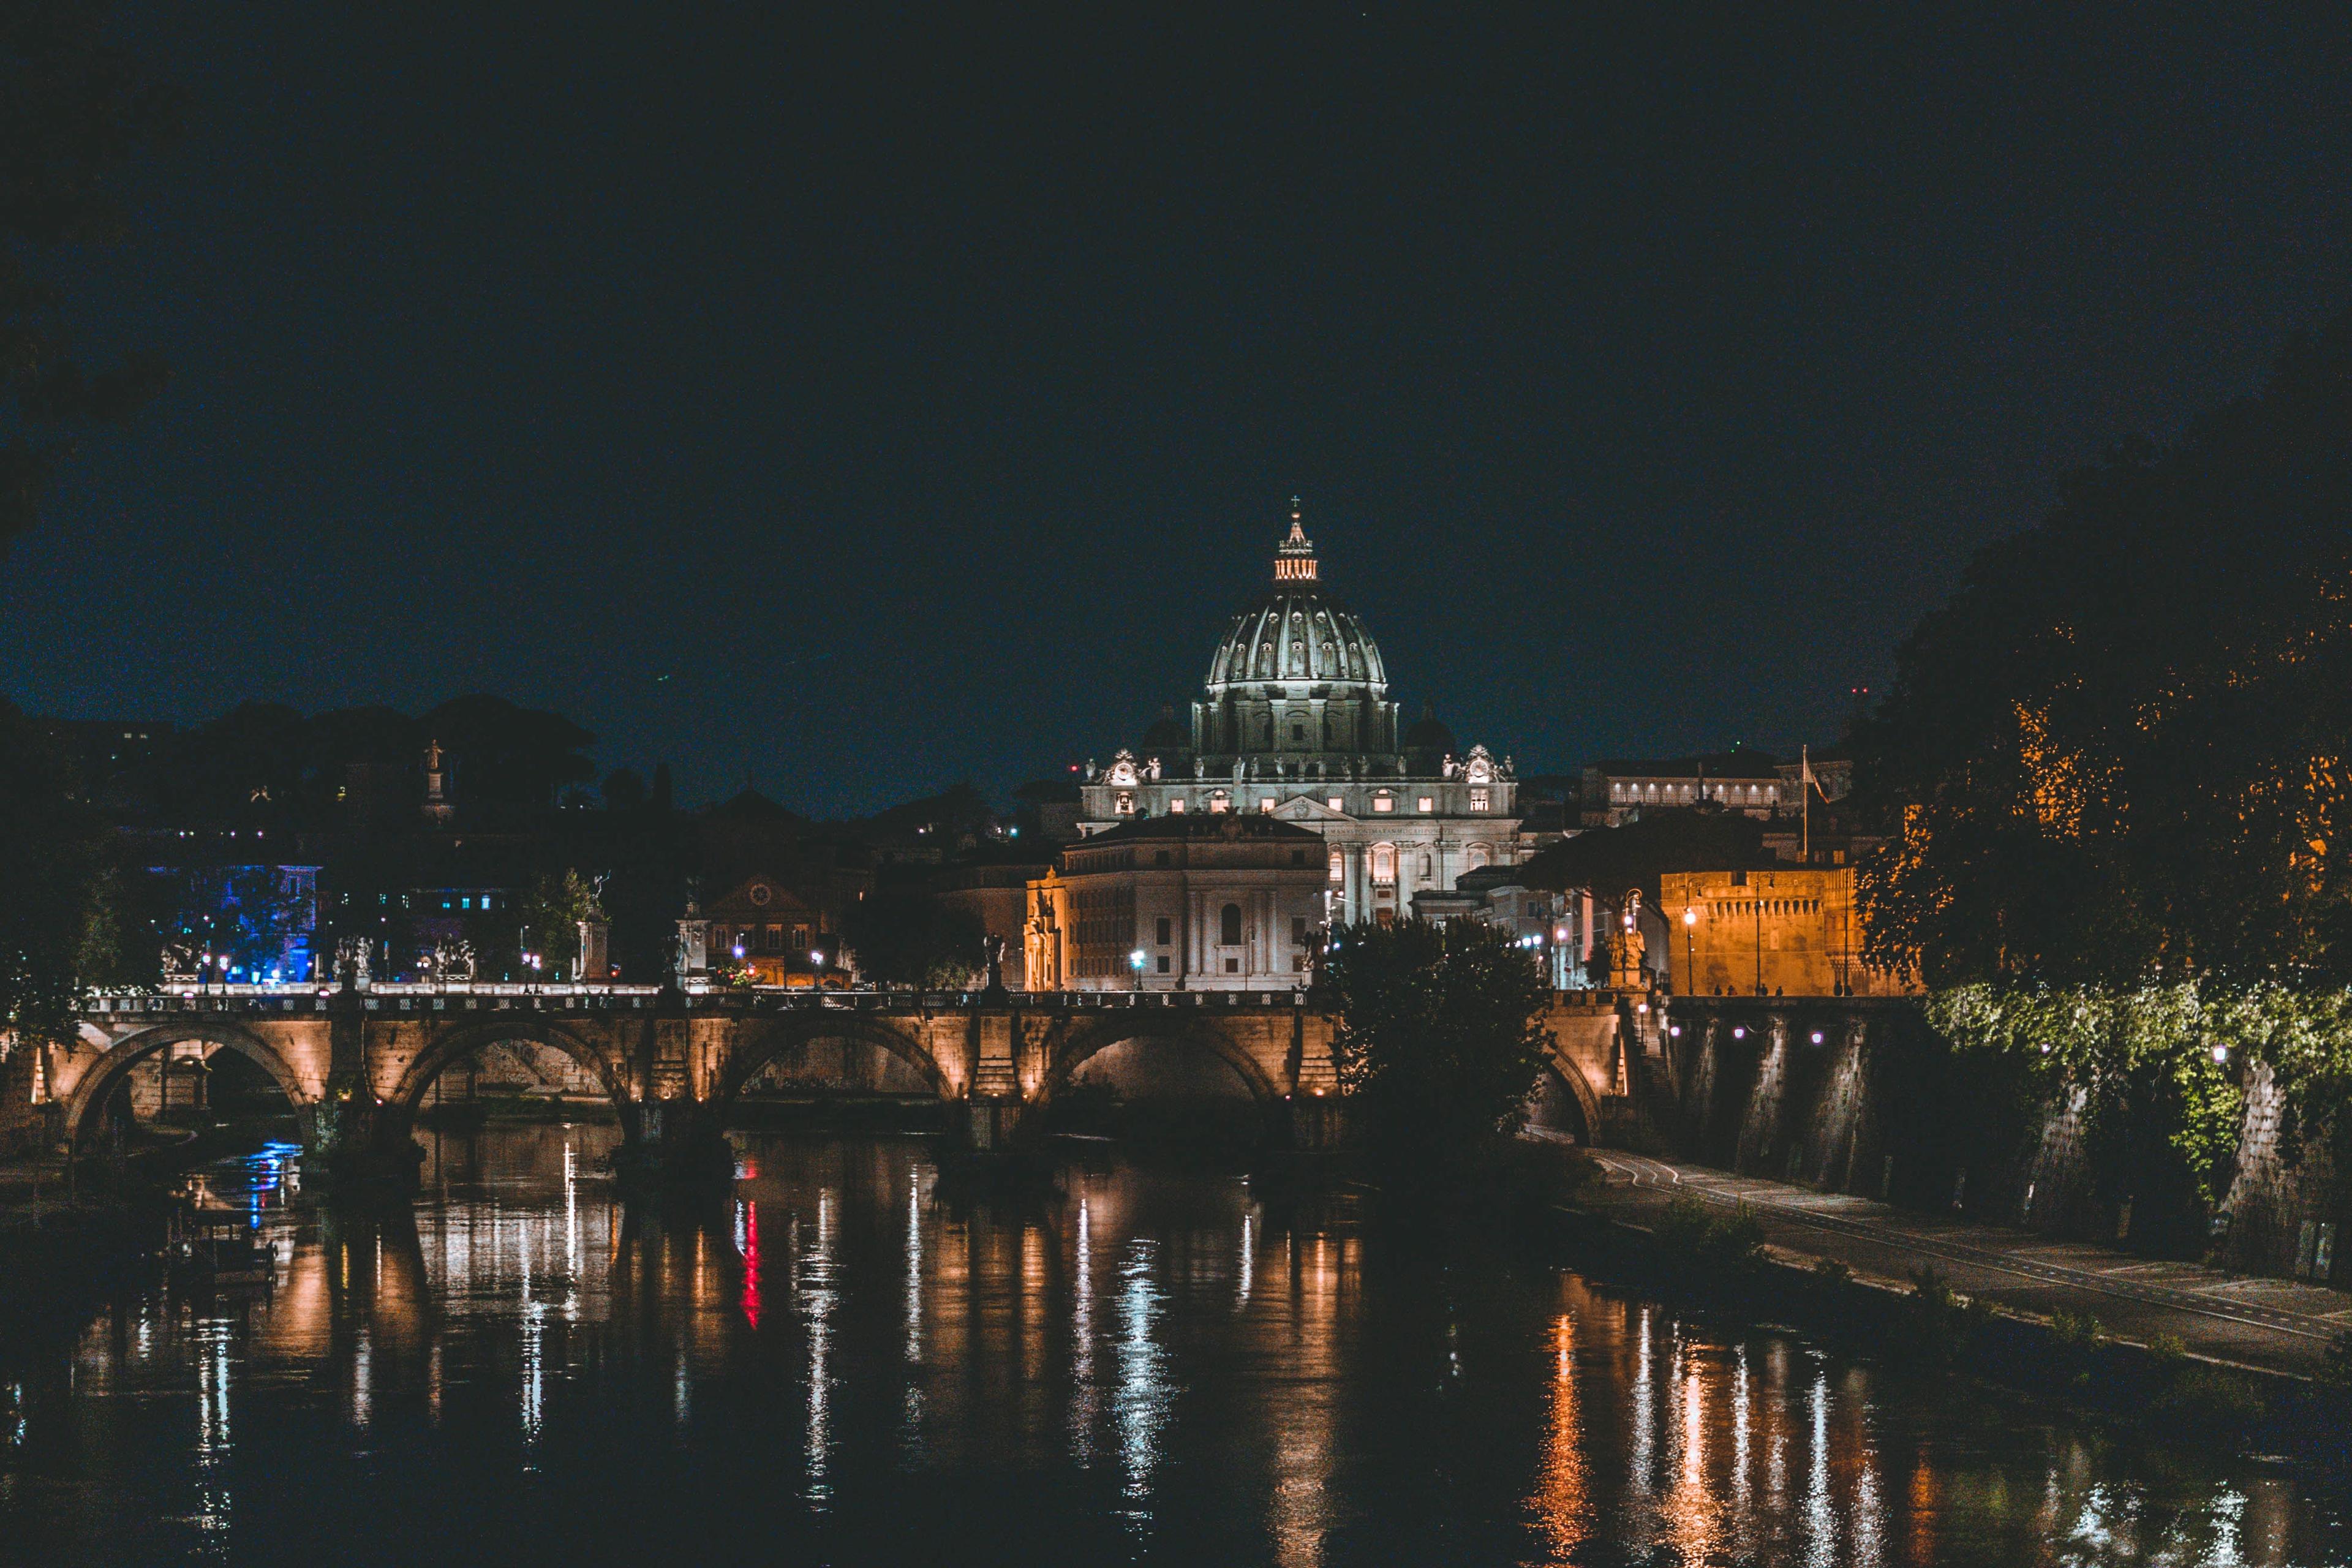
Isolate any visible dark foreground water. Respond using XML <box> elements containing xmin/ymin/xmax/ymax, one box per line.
<box><xmin>2</xmin><ymin>1126</ymin><xmax>2345</xmax><ymax>1566</ymax></box>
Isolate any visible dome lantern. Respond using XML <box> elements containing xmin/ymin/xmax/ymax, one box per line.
<box><xmin>1273</xmin><ymin>496</ymin><xmax>1317</xmax><ymax>582</ymax></box>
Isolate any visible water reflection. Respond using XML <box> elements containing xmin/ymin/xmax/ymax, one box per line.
<box><xmin>0</xmin><ymin>1126</ymin><xmax>2342</xmax><ymax>1567</ymax></box>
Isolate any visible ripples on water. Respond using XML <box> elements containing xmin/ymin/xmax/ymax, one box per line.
<box><xmin>0</xmin><ymin>1126</ymin><xmax>2343</xmax><ymax>1566</ymax></box>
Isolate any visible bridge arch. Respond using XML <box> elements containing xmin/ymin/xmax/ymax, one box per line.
<box><xmin>386</xmin><ymin>1017</ymin><xmax>631</xmax><ymax>1117</ymax></box>
<box><xmin>64</xmin><ymin>1023</ymin><xmax>312</xmax><ymax>1152</ymax></box>
<box><xmin>1540</xmin><ymin>1040</ymin><xmax>1607</xmax><ymax>1142</ymax></box>
<box><xmin>1036</xmin><ymin>1013</ymin><xmax>1285</xmax><ymax>1106</ymax></box>
<box><xmin>712</xmin><ymin>1014</ymin><xmax>949</xmax><ymax>1107</ymax></box>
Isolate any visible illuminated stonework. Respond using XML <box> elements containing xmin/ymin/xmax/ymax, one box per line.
<box><xmin>1079</xmin><ymin>502</ymin><xmax>1531</xmax><ymax>927</ymax></box>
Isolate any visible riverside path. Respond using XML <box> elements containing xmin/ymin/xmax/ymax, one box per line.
<box><xmin>1586</xmin><ymin>1149</ymin><xmax>2352</xmax><ymax>1378</ymax></box>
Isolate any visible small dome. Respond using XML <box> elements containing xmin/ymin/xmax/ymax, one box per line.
<box><xmin>1403</xmin><ymin>704</ymin><xmax>1455</xmax><ymax>755</ymax></box>
<box><xmin>1140</xmin><ymin>703</ymin><xmax>1188</xmax><ymax>752</ymax></box>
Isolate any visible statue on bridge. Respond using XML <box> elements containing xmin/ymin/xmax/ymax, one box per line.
<box><xmin>981</xmin><ymin>932</ymin><xmax>1008</xmax><ymax>998</ymax></box>
<box><xmin>335</xmin><ymin>936</ymin><xmax>372</xmax><ymax>989</ymax></box>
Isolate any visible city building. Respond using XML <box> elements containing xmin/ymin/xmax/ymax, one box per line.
<box><xmin>1657</xmin><ymin>866</ymin><xmax>1917</xmax><ymax>997</ymax></box>
<box><xmin>1077</xmin><ymin>502</ymin><xmax>1537</xmax><ymax>926</ymax></box>
<box><xmin>1409</xmin><ymin>864</ymin><xmax>1586</xmax><ymax>988</ymax></box>
<box><xmin>934</xmin><ymin>856</ymin><xmax>1053</xmax><ymax>988</ymax></box>
<box><xmin>1580</xmin><ymin>747</ymin><xmax>1790</xmax><ymax>827</ymax></box>
<box><xmin>1023</xmin><ymin>813</ymin><xmax>1328</xmax><ymax>991</ymax></box>
<box><xmin>695</xmin><ymin>873</ymin><xmax>841</xmax><ymax>986</ymax></box>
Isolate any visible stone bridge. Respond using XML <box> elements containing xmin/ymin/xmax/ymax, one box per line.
<box><xmin>45</xmin><ymin>983</ymin><xmax>1646</xmax><ymax>1183</ymax></box>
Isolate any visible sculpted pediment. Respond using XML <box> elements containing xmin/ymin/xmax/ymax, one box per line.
<box><xmin>1275</xmin><ymin>794</ymin><xmax>1354</xmax><ymax>823</ymax></box>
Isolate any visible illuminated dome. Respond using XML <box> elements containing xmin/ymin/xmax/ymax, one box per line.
<box><xmin>1189</xmin><ymin>500</ymin><xmax>1400</xmax><ymax>761</ymax></box>
<box><xmin>1203</xmin><ymin>503</ymin><xmax>1387</xmax><ymax>698</ymax></box>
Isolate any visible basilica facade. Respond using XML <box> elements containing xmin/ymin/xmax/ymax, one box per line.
<box><xmin>1074</xmin><ymin>503</ymin><xmax>1530</xmax><ymax>933</ymax></box>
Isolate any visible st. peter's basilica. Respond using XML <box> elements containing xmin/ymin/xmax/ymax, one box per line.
<box><xmin>1076</xmin><ymin>502</ymin><xmax>1532</xmax><ymax>929</ymax></box>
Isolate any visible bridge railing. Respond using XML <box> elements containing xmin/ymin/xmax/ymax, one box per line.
<box><xmin>81</xmin><ymin>984</ymin><xmax>1320</xmax><ymax>1019</ymax></box>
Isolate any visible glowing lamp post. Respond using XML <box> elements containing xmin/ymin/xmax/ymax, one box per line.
<box><xmin>1682</xmin><ymin>905</ymin><xmax>1697</xmax><ymax>995</ymax></box>
<box><xmin>1129</xmin><ymin>948</ymin><xmax>1146</xmax><ymax>992</ymax></box>
<box><xmin>810</xmin><ymin>949</ymin><xmax>826</xmax><ymax>989</ymax></box>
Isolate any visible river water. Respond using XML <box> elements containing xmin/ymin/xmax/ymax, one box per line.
<box><xmin>1</xmin><ymin>1125</ymin><xmax>2345</xmax><ymax>1566</ymax></box>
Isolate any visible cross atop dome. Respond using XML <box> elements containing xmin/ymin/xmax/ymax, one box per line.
<box><xmin>1273</xmin><ymin>496</ymin><xmax>1317</xmax><ymax>581</ymax></box>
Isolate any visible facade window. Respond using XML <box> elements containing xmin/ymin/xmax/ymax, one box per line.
<box><xmin>1156</xmin><ymin>917</ymin><xmax>1172</xmax><ymax>944</ymax></box>
<box><xmin>1373</xmin><ymin>793</ymin><xmax>1394</xmax><ymax>813</ymax></box>
<box><xmin>1220</xmin><ymin>903</ymin><xmax>1243</xmax><ymax>944</ymax></box>
<box><xmin>1156</xmin><ymin>954</ymin><xmax>1170</xmax><ymax>973</ymax></box>
<box><xmin>1417</xmin><ymin>796</ymin><xmax>1433</xmax><ymax>812</ymax></box>
<box><xmin>1169</xmin><ymin>797</ymin><xmax>1185</xmax><ymax>813</ymax></box>
<box><xmin>1292</xmin><ymin>916</ymin><xmax>1309</xmax><ymax>945</ymax></box>
<box><xmin>1209</xmin><ymin>791</ymin><xmax>1231</xmax><ymax>813</ymax></box>
<box><xmin>1466</xmin><ymin>845</ymin><xmax>1491</xmax><ymax>870</ymax></box>
<box><xmin>1291</xmin><ymin>720</ymin><xmax>1306</xmax><ymax>742</ymax></box>
<box><xmin>1259</xmin><ymin>797</ymin><xmax>1275</xmax><ymax>813</ymax></box>
<box><xmin>1327</xmin><ymin>796</ymin><xmax>1344</xmax><ymax>810</ymax></box>
<box><xmin>1224</xmin><ymin>957</ymin><xmax>1241</xmax><ymax>974</ymax></box>
<box><xmin>1117</xmin><ymin>792</ymin><xmax>1134</xmax><ymax>815</ymax></box>
<box><xmin>1469</xmin><ymin>787</ymin><xmax>1491</xmax><ymax>811</ymax></box>
<box><xmin>1371</xmin><ymin>845</ymin><xmax>1396</xmax><ymax>885</ymax></box>
<box><xmin>1329</xmin><ymin>850</ymin><xmax>1344</xmax><ymax>883</ymax></box>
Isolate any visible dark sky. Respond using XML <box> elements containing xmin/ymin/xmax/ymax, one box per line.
<box><xmin>6</xmin><ymin>6</ymin><xmax>2350</xmax><ymax>816</ymax></box>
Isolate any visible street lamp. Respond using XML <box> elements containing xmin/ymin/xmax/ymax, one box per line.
<box><xmin>810</xmin><ymin>949</ymin><xmax>826</xmax><ymax>989</ymax></box>
<box><xmin>1683</xmin><ymin>905</ymin><xmax>1697</xmax><ymax>995</ymax></box>
<box><xmin>1129</xmin><ymin>948</ymin><xmax>1146</xmax><ymax>992</ymax></box>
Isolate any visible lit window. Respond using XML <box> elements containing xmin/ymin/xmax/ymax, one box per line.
<box><xmin>1259</xmin><ymin>797</ymin><xmax>1275</xmax><ymax>813</ymax></box>
<box><xmin>1373</xmin><ymin>793</ymin><xmax>1393</xmax><ymax>813</ymax></box>
<box><xmin>1371</xmin><ymin>845</ymin><xmax>1396</xmax><ymax>884</ymax></box>
<box><xmin>1209</xmin><ymin>791</ymin><xmax>1231</xmax><ymax>813</ymax></box>
<box><xmin>1417</xmin><ymin>796</ymin><xmax>1433</xmax><ymax>812</ymax></box>
<box><xmin>1327</xmin><ymin>796</ymin><xmax>1344</xmax><ymax>811</ymax></box>
<box><xmin>1329</xmin><ymin>850</ymin><xmax>1344</xmax><ymax>883</ymax></box>
<box><xmin>1117</xmin><ymin>792</ymin><xmax>1134</xmax><ymax>814</ymax></box>
<box><xmin>1469</xmin><ymin>787</ymin><xmax>1491</xmax><ymax>811</ymax></box>
<box><xmin>1169</xmin><ymin>797</ymin><xmax>1185</xmax><ymax>813</ymax></box>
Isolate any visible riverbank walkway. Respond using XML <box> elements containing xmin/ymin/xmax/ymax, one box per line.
<box><xmin>1584</xmin><ymin>1149</ymin><xmax>2352</xmax><ymax>1379</ymax></box>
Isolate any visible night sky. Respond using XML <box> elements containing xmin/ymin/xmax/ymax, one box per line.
<box><xmin>6</xmin><ymin>6</ymin><xmax>2350</xmax><ymax>816</ymax></box>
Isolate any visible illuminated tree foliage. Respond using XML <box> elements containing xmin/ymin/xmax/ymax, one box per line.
<box><xmin>518</xmin><ymin>869</ymin><xmax>603</xmax><ymax>978</ymax></box>
<box><xmin>1858</xmin><ymin>310</ymin><xmax>2352</xmax><ymax>988</ymax></box>
<box><xmin>1315</xmin><ymin>917</ymin><xmax>1553</xmax><ymax>1169</ymax></box>
<box><xmin>1859</xmin><ymin>309</ymin><xmax>2352</xmax><ymax>1189</ymax></box>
